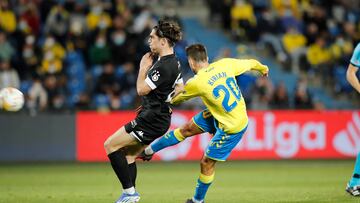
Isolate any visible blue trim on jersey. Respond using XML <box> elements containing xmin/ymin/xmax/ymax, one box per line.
<box><xmin>205</xmin><ymin>124</ymin><xmax>247</xmax><ymax>161</ymax></box>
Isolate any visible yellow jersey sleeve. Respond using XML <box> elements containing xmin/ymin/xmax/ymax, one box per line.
<box><xmin>171</xmin><ymin>77</ymin><xmax>200</xmax><ymax>105</ymax></box>
<box><xmin>216</xmin><ymin>58</ymin><xmax>268</xmax><ymax>76</ymax></box>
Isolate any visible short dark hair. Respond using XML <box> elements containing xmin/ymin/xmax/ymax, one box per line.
<box><xmin>185</xmin><ymin>44</ymin><xmax>208</xmax><ymax>62</ymax></box>
<box><xmin>153</xmin><ymin>20</ymin><xmax>182</xmax><ymax>47</ymax></box>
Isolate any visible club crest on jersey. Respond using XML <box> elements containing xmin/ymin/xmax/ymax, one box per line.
<box><xmin>151</xmin><ymin>70</ymin><xmax>160</xmax><ymax>81</ymax></box>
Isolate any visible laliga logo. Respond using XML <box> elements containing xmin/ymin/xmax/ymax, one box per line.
<box><xmin>236</xmin><ymin>113</ymin><xmax>326</xmax><ymax>158</ymax></box>
<box><xmin>333</xmin><ymin>113</ymin><xmax>360</xmax><ymax>156</ymax></box>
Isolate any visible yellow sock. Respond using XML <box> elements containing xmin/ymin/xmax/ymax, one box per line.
<box><xmin>173</xmin><ymin>128</ymin><xmax>186</xmax><ymax>141</ymax></box>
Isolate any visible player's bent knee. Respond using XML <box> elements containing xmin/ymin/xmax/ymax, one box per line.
<box><xmin>104</xmin><ymin>138</ymin><xmax>112</xmax><ymax>154</ymax></box>
<box><xmin>181</xmin><ymin>122</ymin><xmax>197</xmax><ymax>137</ymax></box>
<box><xmin>104</xmin><ymin>136</ymin><xmax>119</xmax><ymax>154</ymax></box>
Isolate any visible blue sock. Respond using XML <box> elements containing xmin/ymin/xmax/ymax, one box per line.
<box><xmin>151</xmin><ymin>129</ymin><xmax>185</xmax><ymax>153</ymax></box>
<box><xmin>193</xmin><ymin>173</ymin><xmax>214</xmax><ymax>202</ymax></box>
<box><xmin>350</xmin><ymin>152</ymin><xmax>360</xmax><ymax>186</ymax></box>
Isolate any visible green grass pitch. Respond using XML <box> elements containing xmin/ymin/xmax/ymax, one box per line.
<box><xmin>1</xmin><ymin>160</ymin><xmax>360</xmax><ymax>203</ymax></box>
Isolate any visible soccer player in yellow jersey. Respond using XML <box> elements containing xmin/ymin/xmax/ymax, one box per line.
<box><xmin>140</xmin><ymin>43</ymin><xmax>268</xmax><ymax>203</ymax></box>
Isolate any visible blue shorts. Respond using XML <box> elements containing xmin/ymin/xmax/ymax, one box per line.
<box><xmin>193</xmin><ymin>109</ymin><xmax>247</xmax><ymax>161</ymax></box>
<box><xmin>205</xmin><ymin>121</ymin><xmax>247</xmax><ymax>161</ymax></box>
<box><xmin>192</xmin><ymin>109</ymin><xmax>216</xmax><ymax>134</ymax></box>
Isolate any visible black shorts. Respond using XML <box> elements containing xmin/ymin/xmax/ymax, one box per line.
<box><xmin>125</xmin><ymin>109</ymin><xmax>171</xmax><ymax>145</ymax></box>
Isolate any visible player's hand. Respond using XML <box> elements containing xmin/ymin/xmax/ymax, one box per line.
<box><xmin>261</xmin><ymin>66</ymin><xmax>269</xmax><ymax>77</ymax></box>
<box><xmin>140</xmin><ymin>52</ymin><xmax>154</xmax><ymax>71</ymax></box>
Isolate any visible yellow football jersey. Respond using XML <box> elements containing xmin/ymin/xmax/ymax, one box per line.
<box><xmin>172</xmin><ymin>58</ymin><xmax>268</xmax><ymax>134</ymax></box>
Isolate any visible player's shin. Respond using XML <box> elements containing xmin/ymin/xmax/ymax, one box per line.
<box><xmin>145</xmin><ymin>128</ymin><xmax>186</xmax><ymax>155</ymax></box>
<box><xmin>128</xmin><ymin>162</ymin><xmax>137</xmax><ymax>187</ymax></box>
<box><xmin>193</xmin><ymin>172</ymin><xmax>215</xmax><ymax>202</ymax></box>
<box><xmin>108</xmin><ymin>150</ymin><xmax>135</xmax><ymax>193</ymax></box>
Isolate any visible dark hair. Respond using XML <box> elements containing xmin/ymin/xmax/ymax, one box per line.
<box><xmin>185</xmin><ymin>44</ymin><xmax>208</xmax><ymax>62</ymax></box>
<box><xmin>153</xmin><ymin>20</ymin><xmax>182</xmax><ymax>47</ymax></box>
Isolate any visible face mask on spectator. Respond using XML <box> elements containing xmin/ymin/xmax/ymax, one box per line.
<box><xmin>284</xmin><ymin>9</ymin><xmax>293</xmax><ymax>17</ymax></box>
<box><xmin>19</xmin><ymin>20</ymin><xmax>29</xmax><ymax>31</ymax></box>
<box><xmin>337</xmin><ymin>38</ymin><xmax>345</xmax><ymax>46</ymax></box>
<box><xmin>71</xmin><ymin>21</ymin><xmax>83</xmax><ymax>35</ymax></box>
<box><xmin>23</xmin><ymin>48</ymin><xmax>34</xmax><ymax>58</ymax></box>
<box><xmin>113</xmin><ymin>33</ymin><xmax>125</xmax><ymax>45</ymax></box>
<box><xmin>45</xmin><ymin>51</ymin><xmax>55</xmax><ymax>61</ymax></box>
<box><xmin>45</xmin><ymin>37</ymin><xmax>55</xmax><ymax>48</ymax></box>
<box><xmin>96</xmin><ymin>38</ymin><xmax>106</xmax><ymax>48</ymax></box>
<box><xmin>98</xmin><ymin>18</ymin><xmax>107</xmax><ymax>29</ymax></box>
<box><xmin>235</xmin><ymin>0</ymin><xmax>245</xmax><ymax>6</ymax></box>
<box><xmin>92</xmin><ymin>6</ymin><xmax>102</xmax><ymax>15</ymax></box>
<box><xmin>26</xmin><ymin>35</ymin><xmax>35</xmax><ymax>45</ymax></box>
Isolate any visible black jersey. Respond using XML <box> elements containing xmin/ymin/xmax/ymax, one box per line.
<box><xmin>124</xmin><ymin>53</ymin><xmax>182</xmax><ymax>144</ymax></box>
<box><xmin>142</xmin><ymin>53</ymin><xmax>183</xmax><ymax>109</ymax></box>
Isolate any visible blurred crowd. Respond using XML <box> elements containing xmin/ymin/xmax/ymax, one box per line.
<box><xmin>0</xmin><ymin>0</ymin><xmax>186</xmax><ymax>113</ymax></box>
<box><xmin>1</xmin><ymin>0</ymin><xmax>360</xmax><ymax>113</ymax></box>
<box><xmin>207</xmin><ymin>0</ymin><xmax>360</xmax><ymax>109</ymax></box>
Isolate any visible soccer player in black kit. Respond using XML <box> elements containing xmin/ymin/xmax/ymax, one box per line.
<box><xmin>104</xmin><ymin>20</ymin><xmax>183</xmax><ymax>203</ymax></box>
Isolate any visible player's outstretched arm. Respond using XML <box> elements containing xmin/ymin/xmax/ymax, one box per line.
<box><xmin>171</xmin><ymin>78</ymin><xmax>198</xmax><ymax>105</ymax></box>
<box><xmin>346</xmin><ymin>63</ymin><xmax>360</xmax><ymax>93</ymax></box>
<box><xmin>219</xmin><ymin>58</ymin><xmax>268</xmax><ymax>76</ymax></box>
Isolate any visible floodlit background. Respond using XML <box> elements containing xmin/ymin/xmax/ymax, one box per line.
<box><xmin>1</xmin><ymin>0</ymin><xmax>360</xmax><ymax>202</ymax></box>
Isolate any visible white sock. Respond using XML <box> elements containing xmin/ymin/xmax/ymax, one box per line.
<box><xmin>123</xmin><ymin>187</ymin><xmax>135</xmax><ymax>194</ymax></box>
<box><xmin>144</xmin><ymin>146</ymin><xmax>154</xmax><ymax>155</ymax></box>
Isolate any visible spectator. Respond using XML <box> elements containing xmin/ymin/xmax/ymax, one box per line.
<box><xmin>271</xmin><ymin>0</ymin><xmax>300</xmax><ymax>19</ymax></box>
<box><xmin>109</xmin><ymin>15</ymin><xmax>134</xmax><ymax>65</ymax></box>
<box><xmin>68</xmin><ymin>3</ymin><xmax>88</xmax><ymax>59</ymax></box>
<box><xmin>43</xmin><ymin>74</ymin><xmax>66</xmax><ymax>110</ymax></box>
<box><xmin>282</xmin><ymin>27</ymin><xmax>307</xmax><ymax>54</ymax></box>
<box><xmin>306</xmin><ymin>36</ymin><xmax>331</xmax><ymax>75</ymax></box>
<box><xmin>88</xmin><ymin>33</ymin><xmax>111</xmax><ymax>65</ymax></box>
<box><xmin>251</xmin><ymin>76</ymin><xmax>273</xmax><ymax>110</ymax></box>
<box><xmin>0</xmin><ymin>0</ymin><xmax>16</xmax><ymax>33</ymax></box>
<box><xmin>0</xmin><ymin>60</ymin><xmax>20</xmax><ymax>89</ymax></box>
<box><xmin>39</xmin><ymin>36</ymin><xmax>66</xmax><ymax>75</ymax></box>
<box><xmin>0</xmin><ymin>31</ymin><xmax>15</xmax><ymax>61</ymax></box>
<box><xmin>27</xmin><ymin>75</ymin><xmax>48</xmax><ymax>113</ymax></box>
<box><xmin>86</xmin><ymin>3</ymin><xmax>112</xmax><ymax>31</ymax></box>
<box><xmin>19</xmin><ymin>3</ymin><xmax>40</xmax><ymax>35</ymax></box>
<box><xmin>20</xmin><ymin>35</ymin><xmax>39</xmax><ymax>79</ymax></box>
<box><xmin>270</xmin><ymin>82</ymin><xmax>289</xmax><ymax>109</ymax></box>
<box><xmin>294</xmin><ymin>78</ymin><xmax>313</xmax><ymax>109</ymax></box>
<box><xmin>272</xmin><ymin>0</ymin><xmax>301</xmax><ymax>31</ymax></box>
<box><xmin>44</xmin><ymin>3</ymin><xmax>69</xmax><ymax>44</ymax></box>
<box><xmin>231</xmin><ymin>0</ymin><xmax>257</xmax><ymax>41</ymax></box>
<box><xmin>257</xmin><ymin>8</ymin><xmax>287</xmax><ymax>63</ymax></box>
<box><xmin>282</xmin><ymin>26</ymin><xmax>307</xmax><ymax>73</ymax></box>
<box><xmin>94</xmin><ymin>61</ymin><xmax>122</xmax><ymax>110</ymax></box>
<box><xmin>94</xmin><ymin>62</ymin><xmax>119</xmax><ymax>95</ymax></box>
<box><xmin>330</xmin><ymin>34</ymin><xmax>353</xmax><ymax>63</ymax></box>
